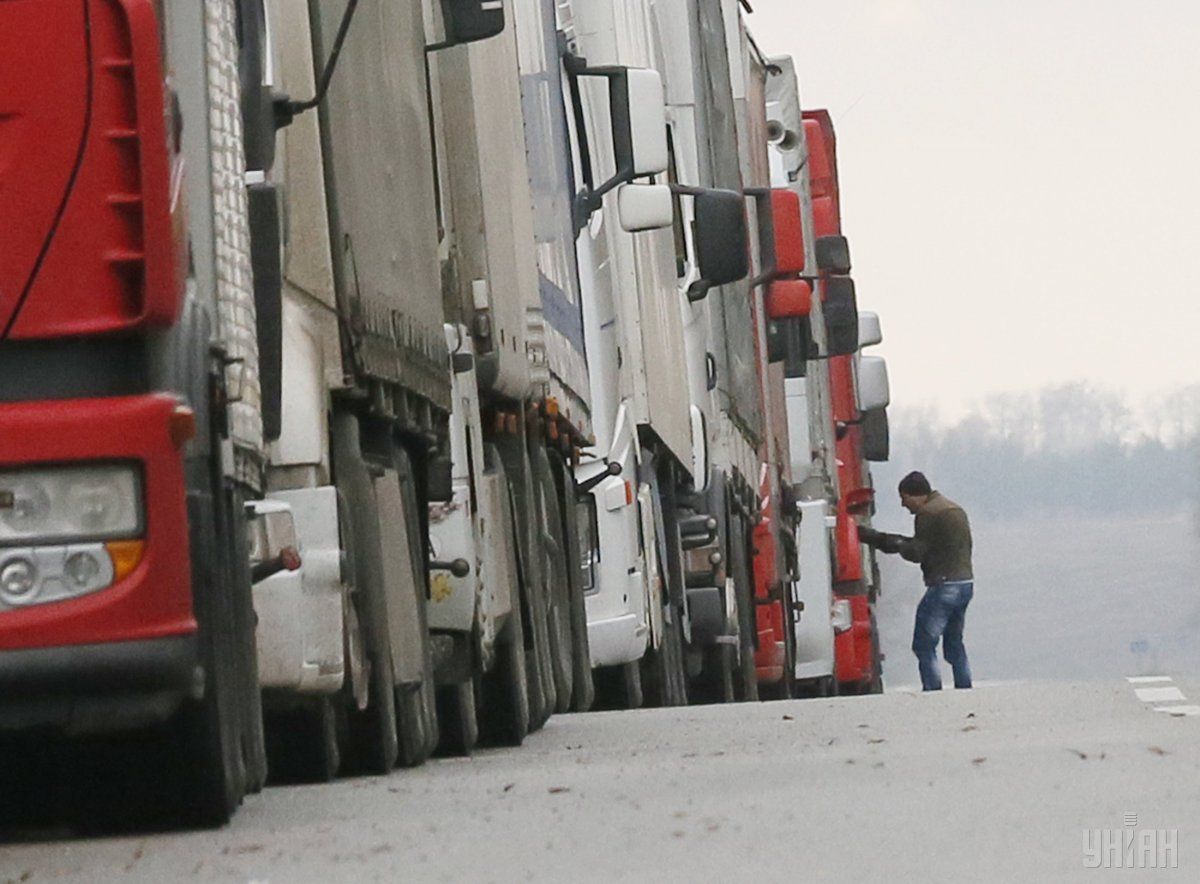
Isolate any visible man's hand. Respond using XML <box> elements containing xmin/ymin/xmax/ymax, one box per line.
<box><xmin>859</xmin><ymin>526</ymin><xmax>902</xmax><ymax>555</ymax></box>
<box><xmin>858</xmin><ymin>526</ymin><xmax>883</xmax><ymax>545</ymax></box>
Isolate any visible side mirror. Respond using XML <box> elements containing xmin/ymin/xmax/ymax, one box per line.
<box><xmin>770</xmin><ymin>189</ymin><xmax>805</xmax><ymax>275</ymax></box>
<box><xmin>620</xmin><ymin>69</ymin><xmax>670</xmax><ymax>177</ymax></box>
<box><xmin>858</xmin><ymin>310</ymin><xmax>882</xmax><ymax>348</ymax></box>
<box><xmin>237</xmin><ymin>0</ymin><xmax>276</xmax><ymax>173</ymax></box>
<box><xmin>440</xmin><ymin>0</ymin><xmax>506</xmax><ymax>45</ymax></box>
<box><xmin>862</xmin><ymin>407</ymin><xmax>890</xmax><ymax>462</ymax></box>
<box><xmin>857</xmin><ymin>355</ymin><xmax>891</xmax><ymax>412</ymax></box>
<box><xmin>694</xmin><ymin>189</ymin><xmax>749</xmax><ymax>287</ymax></box>
<box><xmin>618</xmin><ymin>183</ymin><xmax>673</xmax><ymax>232</ymax></box>
<box><xmin>248</xmin><ymin>182</ymin><xmax>283</xmax><ymax>442</ymax></box>
<box><xmin>766</xmin><ymin>280</ymin><xmax>812</xmax><ymax>319</ymax></box>
<box><xmin>815</xmin><ymin>235</ymin><xmax>851</xmax><ymax>275</ymax></box>
<box><xmin>567</xmin><ymin>57</ymin><xmax>669</xmax><ymax>227</ymax></box>
<box><xmin>823</xmin><ymin>276</ymin><xmax>859</xmax><ymax>357</ymax></box>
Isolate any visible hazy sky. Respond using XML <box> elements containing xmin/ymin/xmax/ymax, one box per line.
<box><xmin>746</xmin><ymin>1</ymin><xmax>1200</xmax><ymax>419</ymax></box>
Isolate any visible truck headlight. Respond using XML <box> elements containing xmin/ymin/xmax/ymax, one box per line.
<box><xmin>0</xmin><ymin>465</ymin><xmax>142</xmax><ymax>545</ymax></box>
<box><xmin>0</xmin><ymin>558</ymin><xmax>37</xmax><ymax>601</ymax></box>
<box><xmin>65</xmin><ymin>551</ymin><xmax>102</xmax><ymax>587</ymax></box>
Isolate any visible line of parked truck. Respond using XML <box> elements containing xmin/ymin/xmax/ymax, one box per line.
<box><xmin>0</xmin><ymin>0</ymin><xmax>893</xmax><ymax>826</ymax></box>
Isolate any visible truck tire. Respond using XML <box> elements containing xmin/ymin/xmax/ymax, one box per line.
<box><xmin>531</xmin><ymin>447</ymin><xmax>573</xmax><ymax>713</ymax></box>
<box><xmin>641</xmin><ymin>601</ymin><xmax>688</xmax><ymax>707</ymax></box>
<box><xmin>497</xmin><ymin>436</ymin><xmax>555</xmax><ymax>730</ymax></box>
<box><xmin>478</xmin><ymin>450</ymin><xmax>531</xmax><ymax>746</ymax></box>
<box><xmin>729</xmin><ymin>511</ymin><xmax>759</xmax><ymax>703</ymax></box>
<box><xmin>524</xmin><ymin>537</ymin><xmax>554</xmax><ymax>731</ymax></box>
<box><xmin>436</xmin><ymin>680</ymin><xmax>479</xmax><ymax>756</ymax></box>
<box><xmin>552</xmin><ymin>452</ymin><xmax>595</xmax><ymax>713</ymax></box>
<box><xmin>692</xmin><ymin>644</ymin><xmax>736</xmax><ymax>705</ymax></box>
<box><xmin>640</xmin><ymin>470</ymin><xmax>689</xmax><ymax>707</ymax></box>
<box><xmin>479</xmin><ymin>602</ymin><xmax>531</xmax><ymax>746</ymax></box>
<box><xmin>592</xmin><ymin>660</ymin><xmax>643</xmax><ymax>710</ymax></box>
<box><xmin>332</xmin><ymin>412</ymin><xmax>399</xmax><ymax>775</ymax></box>
<box><xmin>69</xmin><ymin>468</ymin><xmax>260</xmax><ymax>831</ymax></box>
<box><xmin>390</xmin><ymin>444</ymin><xmax>439</xmax><ymax>767</ymax></box>
<box><xmin>160</xmin><ymin>472</ymin><xmax>258</xmax><ymax>826</ymax></box>
<box><xmin>264</xmin><ymin>697</ymin><xmax>341</xmax><ymax>784</ymax></box>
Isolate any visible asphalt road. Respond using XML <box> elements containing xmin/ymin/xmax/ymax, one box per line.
<box><xmin>3</xmin><ymin>677</ymin><xmax>1198</xmax><ymax>883</ymax></box>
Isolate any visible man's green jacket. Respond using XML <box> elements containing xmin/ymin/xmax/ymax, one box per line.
<box><xmin>863</xmin><ymin>491</ymin><xmax>973</xmax><ymax>586</ymax></box>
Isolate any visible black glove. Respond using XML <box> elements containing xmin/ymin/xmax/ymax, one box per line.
<box><xmin>859</xmin><ymin>527</ymin><xmax>901</xmax><ymax>554</ymax></box>
<box><xmin>877</xmin><ymin>534</ymin><xmax>903</xmax><ymax>555</ymax></box>
<box><xmin>858</xmin><ymin>526</ymin><xmax>883</xmax><ymax>545</ymax></box>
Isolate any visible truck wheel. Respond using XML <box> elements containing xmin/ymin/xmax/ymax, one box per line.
<box><xmin>532</xmin><ymin>447</ymin><xmax>573</xmax><ymax>713</ymax></box>
<box><xmin>164</xmin><ymin>476</ymin><xmax>257</xmax><ymax>826</ymax></box>
<box><xmin>692</xmin><ymin>644</ymin><xmax>736</xmax><ymax>705</ymax></box>
<box><xmin>332</xmin><ymin>412</ymin><xmax>399</xmax><ymax>775</ymax></box>
<box><xmin>495</xmin><ymin>435</ymin><xmax>554</xmax><ymax>730</ymax></box>
<box><xmin>231</xmin><ymin>499</ymin><xmax>268</xmax><ymax>796</ymax></box>
<box><xmin>437</xmin><ymin>680</ymin><xmax>480</xmax><ymax>756</ymax></box>
<box><xmin>592</xmin><ymin>660</ymin><xmax>643</xmax><ymax>710</ymax></box>
<box><xmin>479</xmin><ymin>596</ymin><xmax>531</xmax><ymax>746</ymax></box>
<box><xmin>478</xmin><ymin>451</ymin><xmax>531</xmax><ymax>746</ymax></box>
<box><xmin>552</xmin><ymin>452</ymin><xmax>595</xmax><ymax>713</ymax></box>
<box><xmin>264</xmin><ymin>697</ymin><xmax>341</xmax><ymax>784</ymax></box>
<box><xmin>730</xmin><ymin>512</ymin><xmax>759</xmax><ymax>703</ymax></box>
<box><xmin>641</xmin><ymin>602</ymin><xmax>688</xmax><ymax>707</ymax></box>
<box><xmin>74</xmin><ymin>475</ymin><xmax>258</xmax><ymax>830</ymax></box>
<box><xmin>391</xmin><ymin>445</ymin><xmax>439</xmax><ymax>767</ymax></box>
<box><xmin>524</xmin><ymin>556</ymin><xmax>554</xmax><ymax>731</ymax></box>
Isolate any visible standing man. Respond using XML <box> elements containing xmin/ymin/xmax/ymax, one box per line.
<box><xmin>860</xmin><ymin>472</ymin><xmax>974</xmax><ymax>691</ymax></box>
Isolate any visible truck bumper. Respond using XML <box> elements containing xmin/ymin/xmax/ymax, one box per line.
<box><xmin>754</xmin><ymin>600</ymin><xmax>786</xmax><ymax>684</ymax></box>
<box><xmin>0</xmin><ymin>395</ymin><xmax>198</xmax><ymax>729</ymax></box>
<box><xmin>0</xmin><ymin>634</ymin><xmax>197</xmax><ymax>733</ymax></box>
<box><xmin>834</xmin><ymin>594</ymin><xmax>874</xmax><ymax>686</ymax></box>
<box><xmin>794</xmin><ymin>658</ymin><xmax>835</xmax><ymax>682</ymax></box>
<box><xmin>254</xmin><ymin>488</ymin><xmax>345</xmax><ymax>695</ymax></box>
<box><xmin>587</xmin><ymin>611</ymin><xmax>648</xmax><ymax>668</ymax></box>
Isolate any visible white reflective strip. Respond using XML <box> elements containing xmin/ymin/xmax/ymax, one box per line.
<box><xmin>1154</xmin><ymin>705</ymin><xmax>1200</xmax><ymax>717</ymax></box>
<box><xmin>1127</xmin><ymin>675</ymin><xmax>1173</xmax><ymax>684</ymax></box>
<box><xmin>1135</xmin><ymin>687</ymin><xmax>1186</xmax><ymax>704</ymax></box>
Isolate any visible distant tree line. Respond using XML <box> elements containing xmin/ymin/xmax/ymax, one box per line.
<box><xmin>875</xmin><ymin>383</ymin><xmax>1200</xmax><ymax>518</ymax></box>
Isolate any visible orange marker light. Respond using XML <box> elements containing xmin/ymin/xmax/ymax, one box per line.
<box><xmin>106</xmin><ymin>540</ymin><xmax>146</xmax><ymax>582</ymax></box>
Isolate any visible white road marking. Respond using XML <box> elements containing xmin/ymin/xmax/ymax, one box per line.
<box><xmin>1127</xmin><ymin>675</ymin><xmax>1174</xmax><ymax>684</ymax></box>
<box><xmin>1153</xmin><ymin>705</ymin><xmax>1200</xmax><ymax>717</ymax></box>
<box><xmin>1135</xmin><ymin>686</ymin><xmax>1186</xmax><ymax>703</ymax></box>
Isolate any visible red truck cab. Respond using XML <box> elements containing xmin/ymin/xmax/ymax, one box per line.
<box><xmin>0</xmin><ymin>0</ymin><xmax>262</xmax><ymax>824</ymax></box>
<box><xmin>803</xmin><ymin>109</ymin><xmax>882</xmax><ymax>693</ymax></box>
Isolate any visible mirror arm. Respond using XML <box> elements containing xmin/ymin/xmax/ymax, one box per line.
<box><xmin>573</xmin><ymin>163</ymin><xmax>635</xmax><ymax>233</ymax></box>
<box><xmin>576</xmin><ymin>461</ymin><xmax>623</xmax><ymax>496</ymax></box>
<box><xmin>274</xmin><ymin>0</ymin><xmax>362</xmax><ymax>130</ymax></box>
<box><xmin>566</xmin><ymin>51</ymin><xmax>639</xmax><ymax>232</ymax></box>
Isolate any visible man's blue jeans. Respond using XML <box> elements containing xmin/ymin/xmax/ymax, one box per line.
<box><xmin>912</xmin><ymin>581</ymin><xmax>973</xmax><ymax>691</ymax></box>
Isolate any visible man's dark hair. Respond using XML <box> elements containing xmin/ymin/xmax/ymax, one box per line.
<box><xmin>898</xmin><ymin>471</ymin><xmax>932</xmax><ymax>496</ymax></box>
